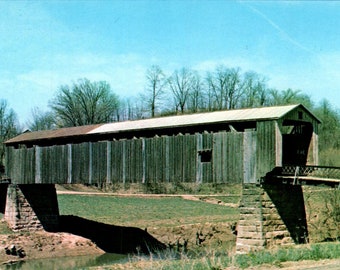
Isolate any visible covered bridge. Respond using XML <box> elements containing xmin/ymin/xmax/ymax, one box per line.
<box><xmin>5</xmin><ymin>104</ymin><xmax>320</xmax><ymax>185</ymax></box>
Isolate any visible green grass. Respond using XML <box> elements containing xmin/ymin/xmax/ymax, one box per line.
<box><xmin>90</xmin><ymin>242</ymin><xmax>340</xmax><ymax>269</ymax></box>
<box><xmin>234</xmin><ymin>243</ymin><xmax>340</xmax><ymax>269</ymax></box>
<box><xmin>206</xmin><ymin>195</ymin><xmax>240</xmax><ymax>204</ymax></box>
<box><xmin>0</xmin><ymin>186</ymin><xmax>338</xmax><ymax>269</ymax></box>
<box><xmin>58</xmin><ymin>192</ymin><xmax>339</xmax><ymax>269</ymax></box>
<box><xmin>57</xmin><ymin>194</ymin><xmax>239</xmax><ymax>228</ymax></box>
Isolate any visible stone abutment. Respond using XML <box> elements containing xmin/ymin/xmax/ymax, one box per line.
<box><xmin>4</xmin><ymin>184</ymin><xmax>59</xmax><ymax>231</ymax></box>
<box><xmin>236</xmin><ymin>183</ymin><xmax>308</xmax><ymax>253</ymax></box>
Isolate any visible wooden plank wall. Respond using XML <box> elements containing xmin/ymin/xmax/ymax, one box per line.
<box><xmin>6</xmin><ymin>147</ymin><xmax>35</xmax><ymax>184</ymax></box>
<box><xmin>40</xmin><ymin>145</ymin><xmax>68</xmax><ymax>184</ymax></box>
<box><xmin>256</xmin><ymin>121</ymin><xmax>276</xmax><ymax>180</ymax></box>
<box><xmin>243</xmin><ymin>131</ymin><xmax>257</xmax><ymax>183</ymax></box>
<box><xmin>6</xmin><ymin>130</ymin><xmax>260</xmax><ymax>185</ymax></box>
<box><xmin>213</xmin><ymin>131</ymin><xmax>247</xmax><ymax>184</ymax></box>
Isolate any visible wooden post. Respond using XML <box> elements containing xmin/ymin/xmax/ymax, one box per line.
<box><xmin>312</xmin><ymin>132</ymin><xmax>319</xmax><ymax>165</ymax></box>
<box><xmin>35</xmin><ymin>146</ymin><xmax>41</xmax><ymax>184</ymax></box>
<box><xmin>106</xmin><ymin>141</ymin><xmax>111</xmax><ymax>184</ymax></box>
<box><xmin>122</xmin><ymin>140</ymin><xmax>126</xmax><ymax>185</ymax></box>
<box><xmin>243</xmin><ymin>131</ymin><xmax>256</xmax><ymax>184</ymax></box>
<box><xmin>89</xmin><ymin>142</ymin><xmax>93</xmax><ymax>184</ymax></box>
<box><xmin>275</xmin><ymin>122</ymin><xmax>283</xmax><ymax>167</ymax></box>
<box><xmin>165</xmin><ymin>136</ymin><xmax>170</xmax><ymax>183</ymax></box>
<box><xmin>67</xmin><ymin>144</ymin><xmax>72</xmax><ymax>184</ymax></box>
<box><xmin>196</xmin><ymin>133</ymin><xmax>202</xmax><ymax>184</ymax></box>
<box><xmin>142</xmin><ymin>138</ymin><xmax>146</xmax><ymax>183</ymax></box>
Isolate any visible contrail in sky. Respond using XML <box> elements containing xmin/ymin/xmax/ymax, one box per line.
<box><xmin>239</xmin><ymin>1</ymin><xmax>315</xmax><ymax>55</ymax></box>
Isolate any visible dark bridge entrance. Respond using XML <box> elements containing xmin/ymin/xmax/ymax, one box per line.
<box><xmin>282</xmin><ymin>120</ymin><xmax>313</xmax><ymax>166</ymax></box>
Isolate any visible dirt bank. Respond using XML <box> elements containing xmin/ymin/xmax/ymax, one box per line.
<box><xmin>0</xmin><ymin>221</ymin><xmax>235</xmax><ymax>266</ymax></box>
<box><xmin>0</xmin><ymin>187</ymin><xmax>238</xmax><ymax>265</ymax></box>
<box><xmin>0</xmin><ymin>228</ymin><xmax>104</xmax><ymax>265</ymax></box>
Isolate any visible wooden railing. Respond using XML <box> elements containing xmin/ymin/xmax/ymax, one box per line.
<box><xmin>266</xmin><ymin>165</ymin><xmax>340</xmax><ymax>187</ymax></box>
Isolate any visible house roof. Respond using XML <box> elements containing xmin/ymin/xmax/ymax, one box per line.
<box><xmin>5</xmin><ymin>104</ymin><xmax>320</xmax><ymax>145</ymax></box>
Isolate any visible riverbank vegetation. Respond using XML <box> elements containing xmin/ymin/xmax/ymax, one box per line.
<box><xmin>56</xmin><ymin>184</ymin><xmax>338</xmax><ymax>269</ymax></box>
<box><xmin>0</xmin><ymin>183</ymin><xmax>338</xmax><ymax>268</ymax></box>
<box><xmin>97</xmin><ymin>242</ymin><xmax>340</xmax><ymax>270</ymax></box>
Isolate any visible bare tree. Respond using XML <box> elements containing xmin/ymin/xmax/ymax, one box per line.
<box><xmin>168</xmin><ymin>68</ymin><xmax>195</xmax><ymax>113</ymax></box>
<box><xmin>204</xmin><ymin>75</ymin><xmax>216</xmax><ymax>112</ymax></box>
<box><xmin>241</xmin><ymin>72</ymin><xmax>268</xmax><ymax>108</ymax></box>
<box><xmin>268</xmin><ymin>88</ymin><xmax>302</xmax><ymax>106</ymax></box>
<box><xmin>50</xmin><ymin>78</ymin><xmax>120</xmax><ymax>127</ymax></box>
<box><xmin>187</xmin><ymin>72</ymin><xmax>205</xmax><ymax>113</ymax></box>
<box><xmin>0</xmin><ymin>100</ymin><xmax>19</xmax><ymax>168</ymax></box>
<box><xmin>27</xmin><ymin>107</ymin><xmax>56</xmax><ymax>131</ymax></box>
<box><xmin>225</xmin><ymin>68</ymin><xmax>244</xmax><ymax>109</ymax></box>
<box><xmin>206</xmin><ymin>71</ymin><xmax>223</xmax><ymax>110</ymax></box>
<box><xmin>206</xmin><ymin>66</ymin><xmax>245</xmax><ymax>110</ymax></box>
<box><xmin>119</xmin><ymin>97</ymin><xmax>147</xmax><ymax>121</ymax></box>
<box><xmin>143</xmin><ymin>65</ymin><xmax>166</xmax><ymax>117</ymax></box>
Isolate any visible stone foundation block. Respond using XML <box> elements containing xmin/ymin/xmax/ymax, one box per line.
<box><xmin>236</xmin><ymin>183</ymin><xmax>308</xmax><ymax>253</ymax></box>
<box><xmin>4</xmin><ymin>184</ymin><xmax>59</xmax><ymax>232</ymax></box>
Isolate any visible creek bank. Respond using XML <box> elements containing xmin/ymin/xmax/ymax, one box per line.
<box><xmin>0</xmin><ymin>229</ymin><xmax>104</xmax><ymax>265</ymax></box>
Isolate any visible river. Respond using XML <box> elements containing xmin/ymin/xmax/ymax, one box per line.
<box><xmin>2</xmin><ymin>253</ymin><xmax>127</xmax><ymax>270</ymax></box>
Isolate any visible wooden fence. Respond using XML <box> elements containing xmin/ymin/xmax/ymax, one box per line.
<box><xmin>6</xmin><ymin>131</ymin><xmax>257</xmax><ymax>185</ymax></box>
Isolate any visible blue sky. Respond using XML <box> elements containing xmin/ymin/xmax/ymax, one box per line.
<box><xmin>1</xmin><ymin>1</ymin><xmax>340</xmax><ymax>123</ymax></box>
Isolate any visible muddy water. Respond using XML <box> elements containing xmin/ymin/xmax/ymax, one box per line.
<box><xmin>3</xmin><ymin>253</ymin><xmax>127</xmax><ymax>270</ymax></box>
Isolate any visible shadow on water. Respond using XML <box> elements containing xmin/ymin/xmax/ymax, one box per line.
<box><xmin>58</xmin><ymin>215</ymin><xmax>167</xmax><ymax>254</ymax></box>
<box><xmin>3</xmin><ymin>253</ymin><xmax>127</xmax><ymax>270</ymax></box>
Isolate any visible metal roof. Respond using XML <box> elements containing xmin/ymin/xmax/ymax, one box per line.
<box><xmin>5</xmin><ymin>104</ymin><xmax>319</xmax><ymax>145</ymax></box>
<box><xmin>88</xmin><ymin>104</ymin><xmax>303</xmax><ymax>135</ymax></box>
<box><xmin>5</xmin><ymin>124</ymin><xmax>102</xmax><ymax>144</ymax></box>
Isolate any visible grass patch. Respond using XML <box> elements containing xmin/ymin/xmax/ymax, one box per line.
<box><xmin>207</xmin><ymin>195</ymin><xmax>240</xmax><ymax>204</ymax></box>
<box><xmin>57</xmin><ymin>192</ymin><xmax>340</xmax><ymax>269</ymax></box>
<box><xmin>94</xmin><ymin>242</ymin><xmax>340</xmax><ymax>269</ymax></box>
<box><xmin>57</xmin><ymin>194</ymin><xmax>239</xmax><ymax>228</ymax></box>
<box><xmin>100</xmin><ymin>183</ymin><xmax>242</xmax><ymax>195</ymax></box>
<box><xmin>234</xmin><ymin>242</ymin><xmax>340</xmax><ymax>269</ymax></box>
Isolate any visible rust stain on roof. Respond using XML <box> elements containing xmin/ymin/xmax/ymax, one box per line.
<box><xmin>5</xmin><ymin>124</ymin><xmax>102</xmax><ymax>144</ymax></box>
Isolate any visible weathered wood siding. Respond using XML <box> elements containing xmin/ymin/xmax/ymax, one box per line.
<box><xmin>72</xmin><ymin>143</ymin><xmax>90</xmax><ymax>184</ymax></box>
<box><xmin>243</xmin><ymin>131</ymin><xmax>257</xmax><ymax>184</ymax></box>
<box><xmin>213</xmin><ymin>131</ymin><xmax>247</xmax><ymax>184</ymax></box>
<box><xmin>40</xmin><ymin>145</ymin><xmax>68</xmax><ymax>184</ymax></box>
<box><xmin>6</xmin><ymin>147</ymin><xmax>35</xmax><ymax>184</ymax></box>
<box><xmin>256</xmin><ymin>121</ymin><xmax>277</xmax><ymax>180</ymax></box>
<box><xmin>6</xmin><ymin>131</ymin><xmax>259</xmax><ymax>185</ymax></box>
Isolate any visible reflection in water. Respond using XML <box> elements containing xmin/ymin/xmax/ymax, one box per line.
<box><xmin>3</xmin><ymin>253</ymin><xmax>127</xmax><ymax>270</ymax></box>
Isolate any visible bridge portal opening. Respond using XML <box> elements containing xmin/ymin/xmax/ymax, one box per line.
<box><xmin>282</xmin><ymin>120</ymin><xmax>313</xmax><ymax>166</ymax></box>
